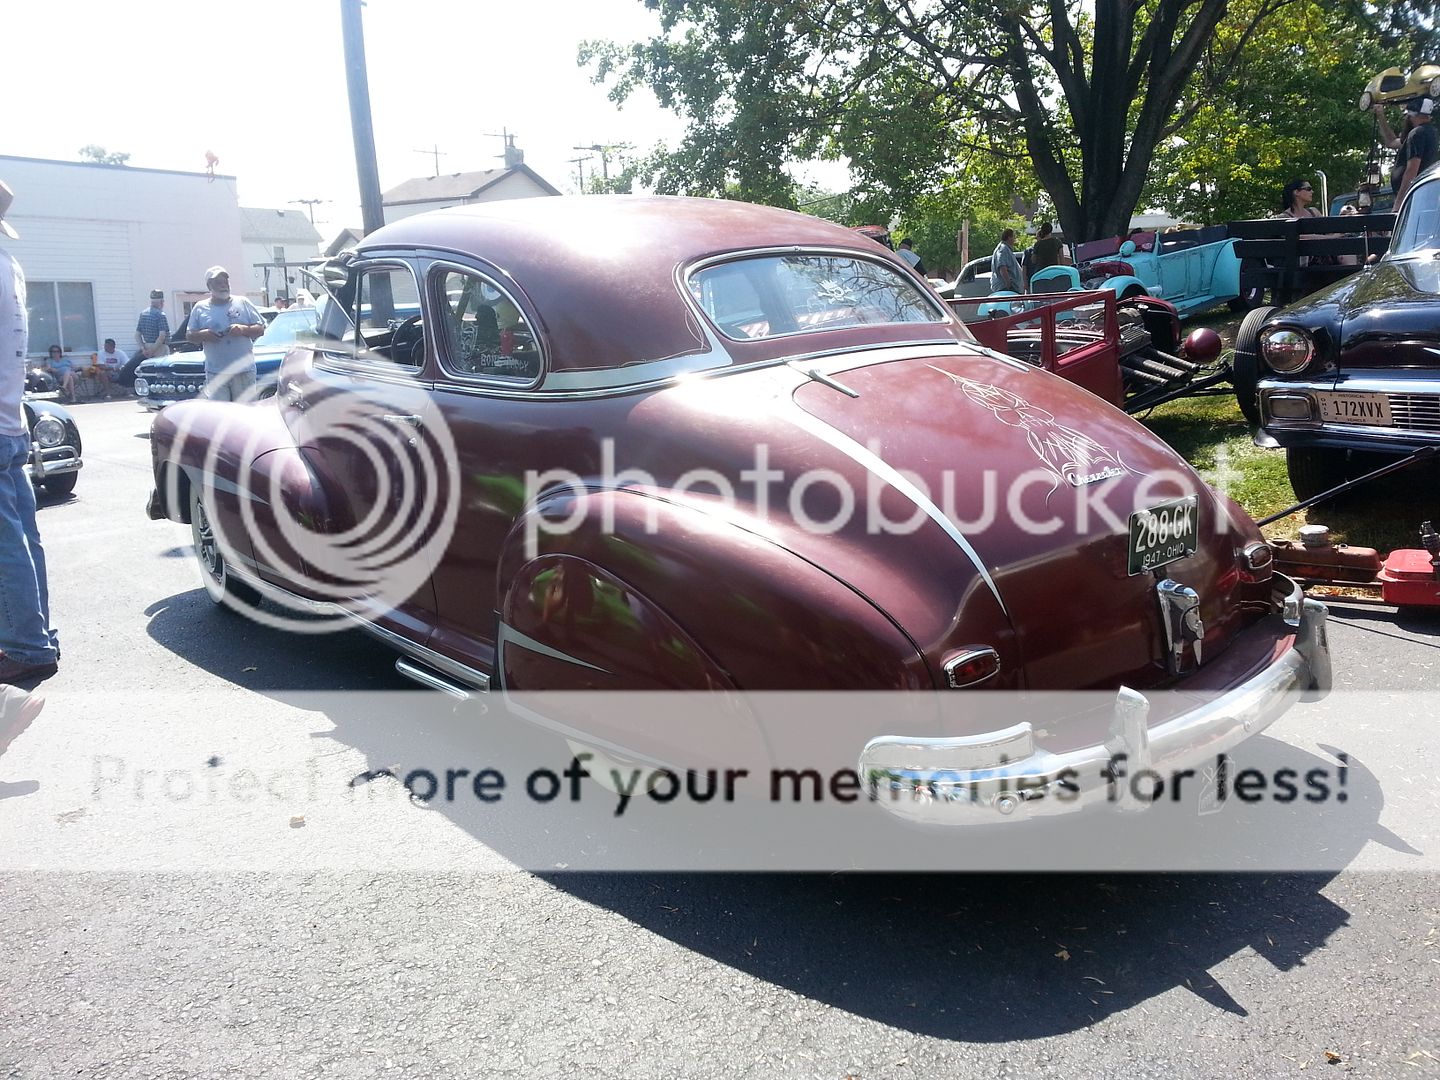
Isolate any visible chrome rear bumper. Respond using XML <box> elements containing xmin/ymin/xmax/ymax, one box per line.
<box><xmin>858</xmin><ymin>575</ymin><xmax>1330</xmax><ymax>826</ymax></box>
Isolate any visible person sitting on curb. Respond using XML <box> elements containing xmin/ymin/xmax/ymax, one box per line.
<box><xmin>43</xmin><ymin>345</ymin><xmax>76</xmax><ymax>402</ymax></box>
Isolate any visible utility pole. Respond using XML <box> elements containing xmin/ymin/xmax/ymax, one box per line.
<box><xmin>568</xmin><ymin>155</ymin><xmax>591</xmax><ymax>193</ymax></box>
<box><xmin>340</xmin><ymin>0</ymin><xmax>384</xmax><ymax>236</ymax></box>
<box><xmin>413</xmin><ymin>144</ymin><xmax>446</xmax><ymax>177</ymax></box>
<box><xmin>573</xmin><ymin>143</ymin><xmax>632</xmax><ymax>187</ymax></box>
<box><xmin>289</xmin><ymin>198</ymin><xmax>328</xmax><ymax>225</ymax></box>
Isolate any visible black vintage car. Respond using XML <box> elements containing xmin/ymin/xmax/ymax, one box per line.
<box><xmin>23</xmin><ymin>369</ymin><xmax>82</xmax><ymax>496</ymax></box>
<box><xmin>1237</xmin><ymin>163</ymin><xmax>1440</xmax><ymax>499</ymax></box>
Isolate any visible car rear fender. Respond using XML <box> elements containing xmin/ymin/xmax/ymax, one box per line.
<box><xmin>1210</xmin><ymin>239</ymin><xmax>1243</xmax><ymax>298</ymax></box>
<box><xmin>497</xmin><ymin>488</ymin><xmax>933</xmax><ymax>693</ymax></box>
<box><xmin>1100</xmin><ymin>274</ymin><xmax>1152</xmax><ymax>299</ymax></box>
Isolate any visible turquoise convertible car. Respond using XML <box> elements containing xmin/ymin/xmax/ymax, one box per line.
<box><xmin>1070</xmin><ymin>227</ymin><xmax>1254</xmax><ymax>316</ymax></box>
<box><xmin>959</xmin><ymin>226</ymin><xmax>1253</xmax><ymax>318</ymax></box>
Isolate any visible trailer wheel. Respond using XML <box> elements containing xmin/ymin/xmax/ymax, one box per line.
<box><xmin>1231</xmin><ymin>304</ymin><xmax>1276</xmax><ymax>426</ymax></box>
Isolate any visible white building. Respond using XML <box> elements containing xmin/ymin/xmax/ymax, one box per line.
<box><xmin>381</xmin><ymin>164</ymin><xmax>560</xmax><ymax>225</ymax></box>
<box><xmin>240</xmin><ymin>207</ymin><xmax>322</xmax><ymax>305</ymax></box>
<box><xmin>0</xmin><ymin>154</ymin><xmax>246</xmax><ymax>359</ymax></box>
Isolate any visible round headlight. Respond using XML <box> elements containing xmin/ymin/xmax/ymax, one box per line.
<box><xmin>33</xmin><ymin>416</ymin><xmax>66</xmax><ymax>448</ymax></box>
<box><xmin>134</xmin><ymin>377</ymin><xmax>149</xmax><ymax>396</ymax></box>
<box><xmin>1429</xmin><ymin>76</ymin><xmax>1440</xmax><ymax>98</ymax></box>
<box><xmin>1260</xmin><ymin>327</ymin><xmax>1315</xmax><ymax>373</ymax></box>
<box><xmin>1359</xmin><ymin>90</ymin><xmax>1373</xmax><ymax>111</ymax></box>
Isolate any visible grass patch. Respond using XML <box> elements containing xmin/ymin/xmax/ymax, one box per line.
<box><xmin>1138</xmin><ymin>386</ymin><xmax>1438</xmax><ymax>553</ymax></box>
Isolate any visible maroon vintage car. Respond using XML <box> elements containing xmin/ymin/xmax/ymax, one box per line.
<box><xmin>146</xmin><ymin>195</ymin><xmax>1330</xmax><ymax>824</ymax></box>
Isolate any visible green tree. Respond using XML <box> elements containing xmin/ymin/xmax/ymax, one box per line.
<box><xmin>584</xmin><ymin>0</ymin><xmax>1301</xmax><ymax>241</ymax></box>
<box><xmin>1142</xmin><ymin>0</ymin><xmax>1405</xmax><ymax>222</ymax></box>
<box><xmin>78</xmin><ymin>145</ymin><xmax>130</xmax><ymax>166</ymax></box>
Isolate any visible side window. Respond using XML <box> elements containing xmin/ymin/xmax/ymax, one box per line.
<box><xmin>436</xmin><ymin>269</ymin><xmax>541</xmax><ymax>385</ymax></box>
<box><xmin>314</xmin><ymin>263</ymin><xmax>423</xmax><ymax>369</ymax></box>
<box><xmin>353</xmin><ymin>266</ymin><xmax>425</xmax><ymax>368</ymax></box>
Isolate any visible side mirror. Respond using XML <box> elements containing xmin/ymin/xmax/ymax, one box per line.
<box><xmin>1366</xmin><ymin>253</ymin><xmax>1381</xmax><ymax>265</ymax></box>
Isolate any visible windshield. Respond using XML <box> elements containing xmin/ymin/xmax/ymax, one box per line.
<box><xmin>1392</xmin><ymin>178</ymin><xmax>1440</xmax><ymax>254</ymax></box>
<box><xmin>256</xmin><ymin>306</ymin><xmax>319</xmax><ymax>347</ymax></box>
<box><xmin>688</xmin><ymin>254</ymin><xmax>946</xmax><ymax>341</ymax></box>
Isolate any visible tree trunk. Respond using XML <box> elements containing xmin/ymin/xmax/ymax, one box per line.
<box><xmin>1004</xmin><ymin>0</ymin><xmax>1231</xmax><ymax>242</ymax></box>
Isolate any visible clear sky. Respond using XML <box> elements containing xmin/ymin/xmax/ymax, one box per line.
<box><xmin>8</xmin><ymin>0</ymin><xmax>692</xmax><ymax>244</ymax></box>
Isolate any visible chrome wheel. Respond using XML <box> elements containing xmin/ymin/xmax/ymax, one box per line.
<box><xmin>190</xmin><ymin>486</ymin><xmax>260</xmax><ymax>608</ymax></box>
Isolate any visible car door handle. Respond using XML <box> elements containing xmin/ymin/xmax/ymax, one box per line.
<box><xmin>381</xmin><ymin>414</ymin><xmax>423</xmax><ymax>428</ymax></box>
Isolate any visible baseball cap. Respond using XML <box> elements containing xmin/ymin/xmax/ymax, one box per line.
<box><xmin>1407</xmin><ymin>97</ymin><xmax>1434</xmax><ymax>115</ymax></box>
<box><xmin>0</xmin><ymin>180</ymin><xmax>18</xmax><ymax>240</ymax></box>
<box><xmin>149</xmin><ymin>288</ymin><xmax>165</xmax><ymax>300</ymax></box>
<box><xmin>204</xmin><ymin>265</ymin><xmax>230</xmax><ymax>283</ymax></box>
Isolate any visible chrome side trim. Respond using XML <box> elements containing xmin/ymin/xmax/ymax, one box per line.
<box><xmin>394</xmin><ymin>657</ymin><xmax>472</xmax><ymax>700</ymax></box>
<box><xmin>781</xmin><ymin>405</ymin><xmax>1008</xmax><ymax>616</ymax></box>
<box><xmin>496</xmin><ymin>621</ymin><xmax>610</xmax><ymax>674</ymax></box>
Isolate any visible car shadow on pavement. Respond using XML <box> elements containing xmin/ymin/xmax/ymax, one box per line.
<box><xmin>143</xmin><ymin>589</ymin><xmax>412</xmax><ymax>692</ymax></box>
<box><xmin>139</xmin><ymin>590</ymin><xmax>1413</xmax><ymax>1042</ymax></box>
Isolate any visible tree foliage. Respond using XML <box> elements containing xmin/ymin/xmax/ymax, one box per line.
<box><xmin>78</xmin><ymin>145</ymin><xmax>130</xmax><ymax>166</ymax></box>
<box><xmin>1142</xmin><ymin>0</ymin><xmax>1405</xmax><ymax>222</ymax></box>
<box><xmin>584</xmin><ymin>0</ymin><xmax>1315</xmax><ymax>242</ymax></box>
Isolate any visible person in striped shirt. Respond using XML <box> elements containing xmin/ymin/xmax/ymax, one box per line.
<box><xmin>134</xmin><ymin>289</ymin><xmax>170</xmax><ymax>360</ymax></box>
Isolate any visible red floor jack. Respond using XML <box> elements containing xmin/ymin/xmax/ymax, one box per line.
<box><xmin>1258</xmin><ymin>447</ymin><xmax>1440</xmax><ymax>608</ymax></box>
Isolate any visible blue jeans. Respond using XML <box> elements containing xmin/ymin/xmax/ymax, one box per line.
<box><xmin>0</xmin><ymin>433</ymin><xmax>58</xmax><ymax>665</ymax></box>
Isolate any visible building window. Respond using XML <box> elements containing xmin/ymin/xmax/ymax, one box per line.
<box><xmin>26</xmin><ymin>281</ymin><xmax>97</xmax><ymax>357</ymax></box>
<box><xmin>273</xmin><ymin>246</ymin><xmax>286</xmax><ymax>264</ymax></box>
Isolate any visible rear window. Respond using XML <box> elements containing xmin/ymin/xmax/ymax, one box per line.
<box><xmin>688</xmin><ymin>254</ymin><xmax>945</xmax><ymax>341</ymax></box>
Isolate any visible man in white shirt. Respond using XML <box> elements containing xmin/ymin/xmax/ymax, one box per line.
<box><xmin>96</xmin><ymin>337</ymin><xmax>126</xmax><ymax>396</ymax></box>
<box><xmin>0</xmin><ymin>181</ymin><xmax>59</xmax><ymax>684</ymax></box>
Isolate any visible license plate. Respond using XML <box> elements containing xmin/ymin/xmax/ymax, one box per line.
<box><xmin>1315</xmin><ymin>392</ymin><xmax>1393</xmax><ymax>425</ymax></box>
<box><xmin>1128</xmin><ymin>496</ymin><xmax>1199</xmax><ymax>576</ymax></box>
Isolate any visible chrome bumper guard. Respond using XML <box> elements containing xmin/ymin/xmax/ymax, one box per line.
<box><xmin>26</xmin><ymin>444</ymin><xmax>82</xmax><ymax>481</ymax></box>
<box><xmin>858</xmin><ymin>575</ymin><xmax>1330</xmax><ymax>826</ymax></box>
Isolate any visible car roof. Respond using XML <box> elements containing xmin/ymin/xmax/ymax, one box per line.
<box><xmin>354</xmin><ymin>196</ymin><xmax>958</xmax><ymax>374</ymax></box>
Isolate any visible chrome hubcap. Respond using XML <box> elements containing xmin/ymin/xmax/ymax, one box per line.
<box><xmin>195</xmin><ymin>502</ymin><xmax>221</xmax><ymax>581</ymax></box>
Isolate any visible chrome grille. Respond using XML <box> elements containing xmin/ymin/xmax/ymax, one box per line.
<box><xmin>1387</xmin><ymin>394</ymin><xmax>1440</xmax><ymax>432</ymax></box>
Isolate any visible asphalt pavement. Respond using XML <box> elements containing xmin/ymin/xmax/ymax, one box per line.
<box><xmin>1</xmin><ymin>399</ymin><xmax>1438</xmax><ymax>1078</ymax></box>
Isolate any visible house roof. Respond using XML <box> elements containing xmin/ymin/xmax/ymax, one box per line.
<box><xmin>324</xmin><ymin>227</ymin><xmax>364</xmax><ymax>257</ymax></box>
<box><xmin>239</xmin><ymin>207</ymin><xmax>322</xmax><ymax>244</ymax></box>
<box><xmin>381</xmin><ymin>164</ymin><xmax>561</xmax><ymax>205</ymax></box>
<box><xmin>0</xmin><ymin>153</ymin><xmax>234</xmax><ymax>181</ymax></box>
